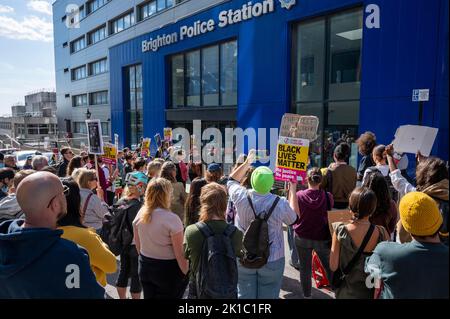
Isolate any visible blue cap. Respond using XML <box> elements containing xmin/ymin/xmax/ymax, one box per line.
<box><xmin>207</xmin><ymin>163</ymin><xmax>221</xmax><ymax>172</ymax></box>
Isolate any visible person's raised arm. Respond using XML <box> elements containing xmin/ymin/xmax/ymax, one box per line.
<box><xmin>385</xmin><ymin>144</ymin><xmax>398</xmax><ymax>173</ymax></box>
<box><xmin>229</xmin><ymin>149</ymin><xmax>256</xmax><ymax>183</ymax></box>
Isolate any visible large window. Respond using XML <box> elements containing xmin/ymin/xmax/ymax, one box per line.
<box><xmin>72</xmin><ymin>94</ymin><xmax>88</xmax><ymax>107</ymax></box>
<box><xmin>89</xmin><ymin>58</ymin><xmax>108</xmax><ymax>76</ymax></box>
<box><xmin>110</xmin><ymin>11</ymin><xmax>134</xmax><ymax>35</ymax></box>
<box><xmin>293</xmin><ymin>8</ymin><xmax>362</xmax><ymax>167</ymax></box>
<box><xmin>126</xmin><ymin>64</ymin><xmax>143</xmax><ymax>148</ymax></box>
<box><xmin>101</xmin><ymin>122</ymin><xmax>110</xmax><ymax>135</ymax></box>
<box><xmin>71</xmin><ymin>65</ymin><xmax>87</xmax><ymax>81</ymax></box>
<box><xmin>70</xmin><ymin>36</ymin><xmax>86</xmax><ymax>53</ymax></box>
<box><xmin>90</xmin><ymin>91</ymin><xmax>108</xmax><ymax>105</ymax></box>
<box><xmin>170</xmin><ymin>40</ymin><xmax>237</xmax><ymax>108</ymax></box>
<box><xmin>87</xmin><ymin>0</ymin><xmax>109</xmax><ymax>15</ymax></box>
<box><xmin>73</xmin><ymin>122</ymin><xmax>87</xmax><ymax>134</ymax></box>
<box><xmin>138</xmin><ymin>0</ymin><xmax>177</xmax><ymax>21</ymax></box>
<box><xmin>87</xmin><ymin>25</ymin><xmax>106</xmax><ymax>45</ymax></box>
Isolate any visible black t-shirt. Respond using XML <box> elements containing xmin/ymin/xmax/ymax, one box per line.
<box><xmin>116</xmin><ymin>198</ymin><xmax>142</xmax><ymax>234</ymax></box>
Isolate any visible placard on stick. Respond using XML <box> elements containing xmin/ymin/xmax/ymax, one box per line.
<box><xmin>164</xmin><ymin>128</ymin><xmax>173</xmax><ymax>142</ymax></box>
<box><xmin>102</xmin><ymin>143</ymin><xmax>117</xmax><ymax>165</ymax></box>
<box><xmin>85</xmin><ymin>119</ymin><xmax>104</xmax><ymax>155</ymax></box>
<box><xmin>280</xmin><ymin>114</ymin><xmax>319</xmax><ymax>141</ymax></box>
<box><xmin>141</xmin><ymin>138</ymin><xmax>151</xmax><ymax>157</ymax></box>
<box><xmin>328</xmin><ymin>210</ymin><xmax>353</xmax><ymax>235</ymax></box>
<box><xmin>274</xmin><ymin>136</ymin><xmax>309</xmax><ymax>183</ymax></box>
<box><xmin>392</xmin><ymin>125</ymin><xmax>438</xmax><ymax>157</ymax></box>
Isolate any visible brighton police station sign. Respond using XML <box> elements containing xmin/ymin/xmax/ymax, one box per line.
<box><xmin>142</xmin><ymin>0</ymin><xmax>293</xmax><ymax>53</ymax></box>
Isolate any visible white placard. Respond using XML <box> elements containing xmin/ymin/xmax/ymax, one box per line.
<box><xmin>85</xmin><ymin>119</ymin><xmax>104</xmax><ymax>155</ymax></box>
<box><xmin>392</xmin><ymin>125</ymin><xmax>438</xmax><ymax>157</ymax></box>
<box><xmin>412</xmin><ymin>89</ymin><xmax>430</xmax><ymax>102</ymax></box>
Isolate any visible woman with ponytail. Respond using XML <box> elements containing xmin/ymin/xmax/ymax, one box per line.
<box><xmin>292</xmin><ymin>167</ymin><xmax>334</xmax><ymax>298</ymax></box>
<box><xmin>133</xmin><ymin>178</ymin><xmax>188</xmax><ymax>299</ymax></box>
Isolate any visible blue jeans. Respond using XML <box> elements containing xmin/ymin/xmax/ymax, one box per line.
<box><xmin>237</xmin><ymin>258</ymin><xmax>285</xmax><ymax>299</ymax></box>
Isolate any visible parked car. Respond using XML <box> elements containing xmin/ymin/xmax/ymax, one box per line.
<box><xmin>13</xmin><ymin>150</ymin><xmax>46</xmax><ymax>168</ymax></box>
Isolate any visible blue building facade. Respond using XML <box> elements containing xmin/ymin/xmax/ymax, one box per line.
<box><xmin>110</xmin><ymin>0</ymin><xmax>449</xmax><ymax>167</ymax></box>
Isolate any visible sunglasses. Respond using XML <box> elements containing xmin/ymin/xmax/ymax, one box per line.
<box><xmin>47</xmin><ymin>185</ymin><xmax>70</xmax><ymax>208</ymax></box>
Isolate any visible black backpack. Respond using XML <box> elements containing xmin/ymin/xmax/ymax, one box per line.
<box><xmin>100</xmin><ymin>199</ymin><xmax>137</xmax><ymax>256</ymax></box>
<box><xmin>240</xmin><ymin>194</ymin><xmax>280</xmax><ymax>269</ymax></box>
<box><xmin>366</xmin><ymin>167</ymin><xmax>399</xmax><ymax>203</ymax></box>
<box><xmin>195</xmin><ymin>222</ymin><xmax>238</xmax><ymax>299</ymax></box>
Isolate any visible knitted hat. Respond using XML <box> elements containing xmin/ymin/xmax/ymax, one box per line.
<box><xmin>251</xmin><ymin>166</ymin><xmax>274</xmax><ymax>195</ymax></box>
<box><xmin>399</xmin><ymin>192</ymin><xmax>442</xmax><ymax>237</ymax></box>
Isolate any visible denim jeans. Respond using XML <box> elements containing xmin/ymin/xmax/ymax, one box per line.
<box><xmin>295</xmin><ymin>236</ymin><xmax>331</xmax><ymax>298</ymax></box>
<box><xmin>287</xmin><ymin>226</ymin><xmax>300</xmax><ymax>268</ymax></box>
<box><xmin>237</xmin><ymin>258</ymin><xmax>285</xmax><ymax>299</ymax></box>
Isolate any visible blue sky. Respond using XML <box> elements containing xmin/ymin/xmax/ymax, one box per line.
<box><xmin>0</xmin><ymin>0</ymin><xmax>54</xmax><ymax>115</ymax></box>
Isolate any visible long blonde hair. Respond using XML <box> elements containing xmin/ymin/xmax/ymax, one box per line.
<box><xmin>140</xmin><ymin>177</ymin><xmax>172</xmax><ymax>223</ymax></box>
<box><xmin>198</xmin><ymin>183</ymin><xmax>227</xmax><ymax>222</ymax></box>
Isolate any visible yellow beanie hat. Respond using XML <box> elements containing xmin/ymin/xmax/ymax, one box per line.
<box><xmin>399</xmin><ymin>192</ymin><xmax>443</xmax><ymax>237</ymax></box>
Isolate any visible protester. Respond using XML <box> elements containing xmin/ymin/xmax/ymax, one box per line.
<box><xmin>362</xmin><ymin>171</ymin><xmax>398</xmax><ymax>236</ymax></box>
<box><xmin>57</xmin><ymin>147</ymin><xmax>74</xmax><ymax>177</ymax></box>
<box><xmin>23</xmin><ymin>156</ymin><xmax>33</xmax><ymax>170</ymax></box>
<box><xmin>356</xmin><ymin>132</ymin><xmax>377</xmax><ymax>183</ymax></box>
<box><xmin>330</xmin><ymin>187</ymin><xmax>389</xmax><ymax>299</ymax></box>
<box><xmin>385</xmin><ymin>146</ymin><xmax>449</xmax><ymax>244</ymax></box>
<box><xmin>0</xmin><ymin>168</ymin><xmax>15</xmax><ymax>200</ymax></box>
<box><xmin>361</xmin><ymin>145</ymin><xmax>392</xmax><ymax>192</ymax></box>
<box><xmin>173</xmin><ymin>149</ymin><xmax>188</xmax><ymax>186</ymax></box>
<box><xmin>365</xmin><ymin>192</ymin><xmax>449</xmax><ymax>299</ymax></box>
<box><xmin>115</xmin><ymin>172</ymin><xmax>148</xmax><ymax>299</ymax></box>
<box><xmin>124</xmin><ymin>154</ymin><xmax>134</xmax><ymax>177</ymax></box>
<box><xmin>146</xmin><ymin>160</ymin><xmax>163</xmax><ymax>181</ymax></box>
<box><xmin>4</xmin><ymin>155</ymin><xmax>19</xmax><ymax>171</ymax></box>
<box><xmin>31</xmin><ymin>155</ymin><xmax>48</xmax><ymax>171</ymax></box>
<box><xmin>184</xmin><ymin>183</ymin><xmax>243</xmax><ymax>298</ymax></box>
<box><xmin>67</xmin><ymin>155</ymin><xmax>85</xmax><ymax>177</ymax></box>
<box><xmin>205</xmin><ymin>163</ymin><xmax>223</xmax><ymax>183</ymax></box>
<box><xmin>133</xmin><ymin>178</ymin><xmax>188</xmax><ymax>299</ymax></box>
<box><xmin>188</xmin><ymin>161</ymin><xmax>203</xmax><ymax>182</ymax></box>
<box><xmin>228</xmin><ymin>150</ymin><xmax>298</xmax><ymax>299</ymax></box>
<box><xmin>0</xmin><ymin>172</ymin><xmax>104</xmax><ymax>298</ymax></box>
<box><xmin>58</xmin><ymin>178</ymin><xmax>117</xmax><ymax>287</ymax></box>
<box><xmin>160</xmin><ymin>161</ymin><xmax>187</xmax><ymax>223</ymax></box>
<box><xmin>75</xmin><ymin>168</ymin><xmax>110</xmax><ymax>233</ymax></box>
<box><xmin>87</xmin><ymin>154</ymin><xmax>110</xmax><ymax>202</ymax></box>
<box><xmin>133</xmin><ymin>158</ymin><xmax>147</xmax><ymax>173</ymax></box>
<box><xmin>100</xmin><ymin>158</ymin><xmax>116</xmax><ymax>206</ymax></box>
<box><xmin>40</xmin><ymin>166</ymin><xmax>58</xmax><ymax>175</ymax></box>
<box><xmin>0</xmin><ymin>170</ymin><xmax>35</xmax><ymax>223</ymax></box>
<box><xmin>321</xmin><ymin>143</ymin><xmax>357</xmax><ymax>209</ymax></box>
<box><xmin>184</xmin><ymin>177</ymin><xmax>208</xmax><ymax>226</ymax></box>
<box><xmin>292</xmin><ymin>168</ymin><xmax>333</xmax><ymax>298</ymax></box>
<box><xmin>226</xmin><ymin>165</ymin><xmax>254</xmax><ymax>225</ymax></box>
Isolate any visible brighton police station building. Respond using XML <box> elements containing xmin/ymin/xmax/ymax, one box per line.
<box><xmin>55</xmin><ymin>0</ymin><xmax>448</xmax><ymax>167</ymax></box>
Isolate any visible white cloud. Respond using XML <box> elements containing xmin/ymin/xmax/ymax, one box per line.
<box><xmin>0</xmin><ymin>15</ymin><xmax>53</xmax><ymax>42</ymax></box>
<box><xmin>27</xmin><ymin>0</ymin><xmax>52</xmax><ymax>16</ymax></box>
<box><xmin>0</xmin><ymin>5</ymin><xmax>14</xmax><ymax>14</ymax></box>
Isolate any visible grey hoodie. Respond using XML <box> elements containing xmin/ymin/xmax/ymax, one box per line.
<box><xmin>0</xmin><ymin>194</ymin><xmax>23</xmax><ymax>223</ymax></box>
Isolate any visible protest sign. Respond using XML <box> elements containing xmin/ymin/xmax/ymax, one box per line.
<box><xmin>328</xmin><ymin>210</ymin><xmax>353</xmax><ymax>235</ymax></box>
<box><xmin>102</xmin><ymin>143</ymin><xmax>117</xmax><ymax>165</ymax></box>
<box><xmin>85</xmin><ymin>119</ymin><xmax>104</xmax><ymax>155</ymax></box>
<box><xmin>274</xmin><ymin>136</ymin><xmax>309</xmax><ymax>182</ymax></box>
<box><xmin>392</xmin><ymin>125</ymin><xmax>438</xmax><ymax>157</ymax></box>
<box><xmin>154</xmin><ymin>133</ymin><xmax>162</xmax><ymax>148</ymax></box>
<box><xmin>280</xmin><ymin>114</ymin><xmax>319</xmax><ymax>141</ymax></box>
<box><xmin>164</xmin><ymin>128</ymin><xmax>173</xmax><ymax>142</ymax></box>
<box><xmin>141</xmin><ymin>138</ymin><xmax>151</xmax><ymax>157</ymax></box>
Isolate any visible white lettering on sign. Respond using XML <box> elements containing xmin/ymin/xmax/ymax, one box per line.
<box><xmin>412</xmin><ymin>89</ymin><xmax>430</xmax><ymax>102</ymax></box>
<box><xmin>142</xmin><ymin>0</ymin><xmax>277</xmax><ymax>53</ymax></box>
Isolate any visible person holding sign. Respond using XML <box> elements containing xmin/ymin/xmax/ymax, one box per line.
<box><xmin>291</xmin><ymin>168</ymin><xmax>334</xmax><ymax>299</ymax></box>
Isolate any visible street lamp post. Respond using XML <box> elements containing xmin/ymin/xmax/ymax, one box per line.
<box><xmin>86</xmin><ymin>108</ymin><xmax>92</xmax><ymax>120</ymax></box>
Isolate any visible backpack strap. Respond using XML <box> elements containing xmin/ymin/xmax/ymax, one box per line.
<box><xmin>196</xmin><ymin>221</ymin><xmax>214</xmax><ymax>238</ymax></box>
<box><xmin>246</xmin><ymin>194</ymin><xmax>258</xmax><ymax>219</ymax></box>
<box><xmin>264</xmin><ymin>196</ymin><xmax>280</xmax><ymax>222</ymax></box>
<box><xmin>341</xmin><ymin>224</ymin><xmax>375</xmax><ymax>276</ymax></box>
<box><xmin>83</xmin><ymin>193</ymin><xmax>94</xmax><ymax>215</ymax></box>
<box><xmin>223</xmin><ymin>223</ymin><xmax>236</xmax><ymax>238</ymax></box>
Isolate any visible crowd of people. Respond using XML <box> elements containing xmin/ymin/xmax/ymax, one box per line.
<box><xmin>0</xmin><ymin>131</ymin><xmax>448</xmax><ymax>299</ymax></box>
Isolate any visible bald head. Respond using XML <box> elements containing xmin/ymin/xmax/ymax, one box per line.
<box><xmin>17</xmin><ymin>172</ymin><xmax>67</xmax><ymax>228</ymax></box>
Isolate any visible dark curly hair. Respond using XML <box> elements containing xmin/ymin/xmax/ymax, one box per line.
<box><xmin>356</xmin><ymin>132</ymin><xmax>377</xmax><ymax>156</ymax></box>
<box><xmin>363</xmin><ymin>171</ymin><xmax>391</xmax><ymax>220</ymax></box>
<box><xmin>416</xmin><ymin>157</ymin><xmax>449</xmax><ymax>191</ymax></box>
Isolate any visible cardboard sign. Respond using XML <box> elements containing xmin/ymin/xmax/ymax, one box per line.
<box><xmin>280</xmin><ymin>114</ymin><xmax>319</xmax><ymax>141</ymax></box>
<box><xmin>328</xmin><ymin>210</ymin><xmax>354</xmax><ymax>235</ymax></box>
<box><xmin>392</xmin><ymin>125</ymin><xmax>438</xmax><ymax>157</ymax></box>
<box><xmin>164</xmin><ymin>128</ymin><xmax>173</xmax><ymax>142</ymax></box>
<box><xmin>85</xmin><ymin>119</ymin><xmax>104</xmax><ymax>155</ymax></box>
<box><xmin>154</xmin><ymin>133</ymin><xmax>162</xmax><ymax>148</ymax></box>
<box><xmin>141</xmin><ymin>138</ymin><xmax>151</xmax><ymax>157</ymax></box>
<box><xmin>102</xmin><ymin>143</ymin><xmax>117</xmax><ymax>165</ymax></box>
<box><xmin>274</xmin><ymin>136</ymin><xmax>309</xmax><ymax>182</ymax></box>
